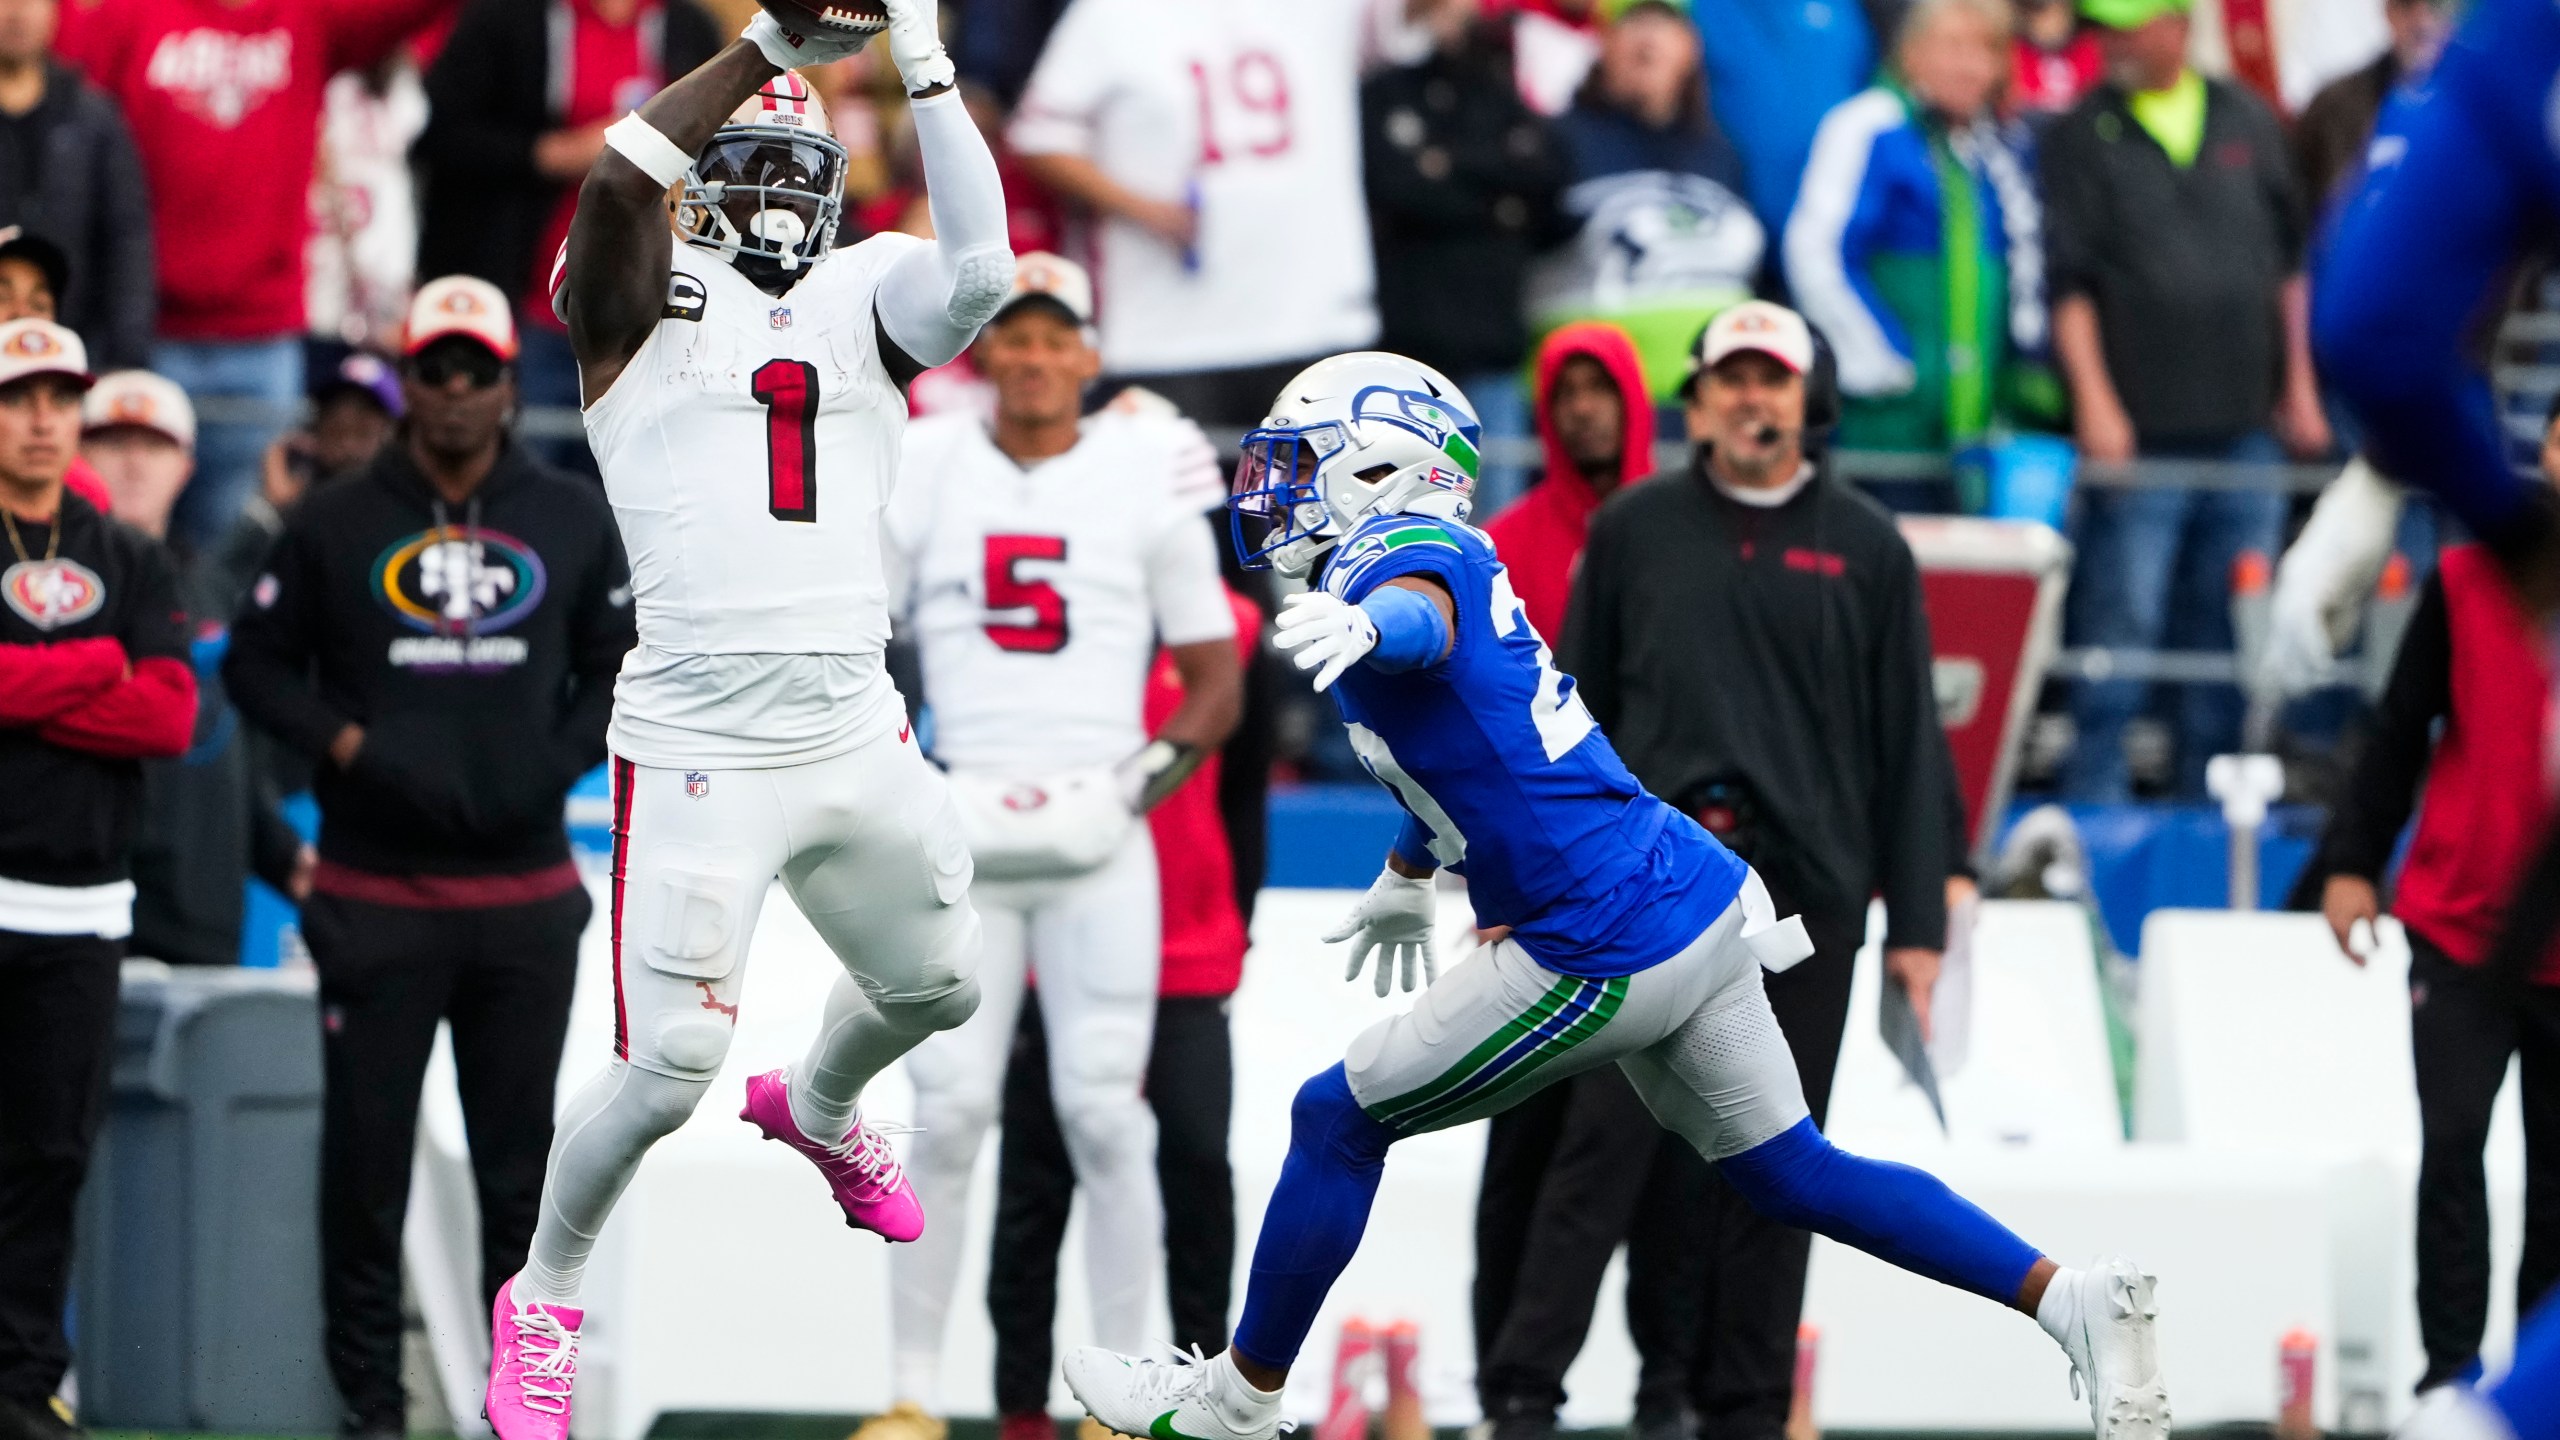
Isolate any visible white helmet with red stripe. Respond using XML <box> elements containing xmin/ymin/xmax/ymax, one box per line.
<box><xmin>677</xmin><ymin>70</ymin><xmax>847</xmax><ymax>278</ymax></box>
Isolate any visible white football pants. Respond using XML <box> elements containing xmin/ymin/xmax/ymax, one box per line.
<box><xmin>890</xmin><ymin>825</ymin><xmax>1164</xmax><ymax>1407</ymax></box>
<box><xmin>518</xmin><ymin>733</ymin><xmax>984</xmax><ymax>1307</ymax></box>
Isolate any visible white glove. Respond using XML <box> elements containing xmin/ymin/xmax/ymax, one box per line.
<box><xmin>2259</xmin><ymin>456</ymin><xmax>2403</xmax><ymax>699</ymax></box>
<box><xmin>1323</xmin><ymin>868</ymin><xmax>1439</xmax><ymax>996</ymax></box>
<box><xmin>743</xmin><ymin>11</ymin><xmax>870</xmax><ymax>69</ymax></box>
<box><xmin>880</xmin><ymin>0</ymin><xmax>956</xmax><ymax>92</ymax></box>
<box><xmin>1273</xmin><ymin>590</ymin><xmax>1378</xmax><ymax>692</ymax></box>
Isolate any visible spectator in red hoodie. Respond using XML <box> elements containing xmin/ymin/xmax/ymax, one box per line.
<box><xmin>56</xmin><ymin>0</ymin><xmax>459</xmax><ymax>552</ymax></box>
<box><xmin>1470</xmin><ymin>316</ymin><xmax>1658</xmax><ymax>1440</ymax></box>
<box><xmin>1483</xmin><ymin>318</ymin><xmax>1654</xmax><ymax>646</ymax></box>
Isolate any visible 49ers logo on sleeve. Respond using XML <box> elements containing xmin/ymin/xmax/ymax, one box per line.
<box><xmin>3</xmin><ymin>558</ymin><xmax>105</xmax><ymax>630</ymax></box>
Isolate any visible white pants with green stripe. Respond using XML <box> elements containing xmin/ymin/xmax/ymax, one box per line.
<box><xmin>1345</xmin><ymin>870</ymin><xmax>1811</xmax><ymax>1160</ymax></box>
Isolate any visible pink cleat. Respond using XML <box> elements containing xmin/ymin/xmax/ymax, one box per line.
<box><xmin>740</xmin><ymin>1067</ymin><xmax>926</xmax><ymax>1241</ymax></box>
<box><xmin>485</xmin><ymin>1273</ymin><xmax>581</xmax><ymax>1440</ymax></box>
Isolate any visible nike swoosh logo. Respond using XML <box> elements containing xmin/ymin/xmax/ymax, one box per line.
<box><xmin>897</xmin><ymin>719</ymin><xmax>913</xmax><ymax>744</ymax></box>
<box><xmin>1150</xmin><ymin>1413</ymin><xmax>1211</xmax><ymax>1440</ymax></box>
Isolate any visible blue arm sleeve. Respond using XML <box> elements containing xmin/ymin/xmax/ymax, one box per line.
<box><xmin>2314</xmin><ymin>3</ymin><xmax>2551</xmax><ymax>546</ymax></box>
<box><xmin>1390</xmin><ymin>813</ymin><xmax>1436</xmax><ymax>871</ymax></box>
<box><xmin>1359</xmin><ymin>585</ymin><xmax>1450</xmax><ymax>672</ymax></box>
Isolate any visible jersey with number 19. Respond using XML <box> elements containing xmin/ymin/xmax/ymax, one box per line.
<box><xmin>1319</xmin><ymin>513</ymin><xmax>1746</xmax><ymax>978</ymax></box>
<box><xmin>585</xmin><ymin>236</ymin><xmax>927</xmax><ymax>769</ymax></box>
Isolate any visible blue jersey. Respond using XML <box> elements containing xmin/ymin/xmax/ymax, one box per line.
<box><xmin>1319</xmin><ymin>514</ymin><xmax>1747</xmax><ymax>978</ymax></box>
<box><xmin>2313</xmin><ymin>0</ymin><xmax>2560</xmax><ymax>544</ymax></box>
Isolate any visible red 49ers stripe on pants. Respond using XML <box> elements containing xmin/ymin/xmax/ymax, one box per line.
<box><xmin>610</xmin><ymin>756</ymin><xmax>636</xmax><ymax>1060</ymax></box>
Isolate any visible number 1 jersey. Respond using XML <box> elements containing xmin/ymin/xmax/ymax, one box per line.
<box><xmin>585</xmin><ymin>238</ymin><xmax>921</xmax><ymax>769</ymax></box>
<box><xmin>1320</xmin><ymin>514</ymin><xmax>1746</xmax><ymax>978</ymax></box>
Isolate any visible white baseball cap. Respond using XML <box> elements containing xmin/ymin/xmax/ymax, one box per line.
<box><xmin>83</xmin><ymin>369</ymin><xmax>195</xmax><ymax>450</ymax></box>
<box><xmin>0</xmin><ymin>318</ymin><xmax>92</xmax><ymax>392</ymax></box>
<box><xmin>405</xmin><ymin>275</ymin><xmax>519</xmax><ymax>361</ymax></box>
<box><xmin>992</xmin><ymin>251</ymin><xmax>1095</xmax><ymax>327</ymax></box>
<box><xmin>1690</xmin><ymin>300</ymin><xmax>1816</xmax><ymax>380</ymax></box>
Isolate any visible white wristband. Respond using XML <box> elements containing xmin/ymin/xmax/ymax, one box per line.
<box><xmin>605</xmin><ymin>112</ymin><xmax>695</xmax><ymax>189</ymax></box>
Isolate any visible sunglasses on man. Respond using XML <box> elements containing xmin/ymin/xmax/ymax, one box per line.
<box><xmin>407</xmin><ymin>339</ymin><xmax>510</xmax><ymax>390</ymax></box>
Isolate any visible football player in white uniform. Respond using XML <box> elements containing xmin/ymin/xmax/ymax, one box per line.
<box><xmin>864</xmin><ymin>254</ymin><xmax>1244</xmax><ymax>1438</ymax></box>
<box><xmin>482</xmin><ymin>7</ymin><xmax>1014</xmax><ymax>1438</ymax></box>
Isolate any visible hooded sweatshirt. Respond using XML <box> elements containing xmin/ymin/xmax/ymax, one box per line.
<box><xmin>1484</xmin><ymin>320</ymin><xmax>1654</xmax><ymax>645</ymax></box>
<box><xmin>225</xmin><ymin>438</ymin><xmax>633</xmax><ymax>891</ymax></box>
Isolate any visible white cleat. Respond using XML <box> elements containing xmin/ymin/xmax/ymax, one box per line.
<box><xmin>1064</xmin><ymin>1345</ymin><xmax>1281</xmax><ymax>1440</ymax></box>
<box><xmin>2056</xmin><ymin>1258</ymin><xmax>2172</xmax><ymax>1440</ymax></box>
<box><xmin>2393</xmin><ymin>1385</ymin><xmax>2517</xmax><ymax>1440</ymax></box>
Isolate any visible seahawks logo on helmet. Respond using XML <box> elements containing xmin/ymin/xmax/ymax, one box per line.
<box><xmin>1350</xmin><ymin>386</ymin><xmax>1482</xmax><ymax>480</ymax></box>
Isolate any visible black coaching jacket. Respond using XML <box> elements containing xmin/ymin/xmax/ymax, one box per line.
<box><xmin>1560</xmin><ymin>457</ymin><xmax>1954</xmax><ymax>949</ymax></box>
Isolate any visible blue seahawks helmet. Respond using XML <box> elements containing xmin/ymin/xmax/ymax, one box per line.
<box><xmin>1230</xmin><ymin>352</ymin><xmax>1481</xmax><ymax>576</ymax></box>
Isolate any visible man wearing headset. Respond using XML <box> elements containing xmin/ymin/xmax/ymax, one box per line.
<box><xmin>1558</xmin><ymin>300</ymin><xmax>1962</xmax><ymax>1440</ymax></box>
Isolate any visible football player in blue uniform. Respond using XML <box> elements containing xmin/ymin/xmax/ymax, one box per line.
<box><xmin>2397</xmin><ymin>1287</ymin><xmax>2560</xmax><ymax>1440</ymax></box>
<box><xmin>2313</xmin><ymin>0</ymin><xmax>2560</xmax><ymax>611</ymax></box>
<box><xmin>2320</xmin><ymin>18</ymin><xmax>2560</xmax><ymax>1423</ymax></box>
<box><xmin>1060</xmin><ymin>346</ymin><xmax>2170</xmax><ymax>1440</ymax></box>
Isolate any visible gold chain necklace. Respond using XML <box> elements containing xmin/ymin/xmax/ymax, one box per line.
<box><xmin>1</xmin><ymin>506</ymin><xmax>56</xmax><ymax>567</ymax></box>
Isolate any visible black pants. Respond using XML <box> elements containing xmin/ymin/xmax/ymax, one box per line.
<box><xmin>304</xmin><ymin>887</ymin><xmax>587</xmax><ymax>1432</ymax></box>
<box><xmin>990</xmin><ymin>993</ymin><xmax>1236</xmax><ymax>1416</ymax></box>
<box><xmin>1471</xmin><ymin>1067</ymin><xmax>1703</xmax><ymax>1422</ymax></box>
<box><xmin>2409</xmin><ymin>931</ymin><xmax>2560</xmax><ymax>1390</ymax></box>
<box><xmin>1470</xmin><ymin>906</ymin><xmax>1865</xmax><ymax>1439</ymax></box>
<box><xmin>0</xmin><ymin>929</ymin><xmax>121</xmax><ymax>1407</ymax></box>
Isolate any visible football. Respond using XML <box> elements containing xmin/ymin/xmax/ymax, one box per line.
<box><xmin>755</xmin><ymin>0</ymin><xmax>891</xmax><ymax>39</ymax></box>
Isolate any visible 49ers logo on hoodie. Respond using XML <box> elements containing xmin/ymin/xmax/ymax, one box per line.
<box><xmin>371</xmin><ymin>526</ymin><xmax>548</xmax><ymax>670</ymax></box>
<box><xmin>146</xmin><ymin>28</ymin><xmax>292</xmax><ymax>129</ymax></box>
<box><xmin>3</xmin><ymin>558</ymin><xmax>105</xmax><ymax>630</ymax></box>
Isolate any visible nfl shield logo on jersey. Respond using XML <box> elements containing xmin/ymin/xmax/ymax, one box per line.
<box><xmin>769</xmin><ymin>306</ymin><xmax>793</xmax><ymax>330</ymax></box>
<box><xmin>684</xmin><ymin>771</ymin><xmax>710</xmax><ymax>799</ymax></box>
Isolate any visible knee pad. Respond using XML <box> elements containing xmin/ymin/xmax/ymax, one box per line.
<box><xmin>1292</xmin><ymin>1063</ymin><xmax>1394</xmax><ymax>1170</ymax></box>
<box><xmin>1055</xmin><ymin>1083</ymin><xmax>1158</xmax><ymax>1167</ymax></box>
<box><xmin>909</xmin><ymin>1086</ymin><xmax>999</xmax><ymax>1172</ymax></box>
<box><xmin>880</xmin><ymin>977</ymin><xmax>981</xmax><ymax>1036</ymax></box>
<box><xmin>615</xmin><ymin>1063</ymin><xmax>714</xmax><ymax>1140</ymax></box>
<box><xmin>643</xmin><ymin>1014</ymin><xmax>735</xmax><ymax>1080</ymax></box>
<box><xmin>1717</xmin><ymin>1117</ymin><xmax>1832</xmax><ymax>1231</ymax></box>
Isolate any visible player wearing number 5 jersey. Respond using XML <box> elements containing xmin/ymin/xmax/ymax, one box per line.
<box><xmin>866</xmin><ymin>255</ymin><xmax>1244</xmax><ymax>1437</ymax></box>
<box><xmin>483</xmin><ymin>7</ymin><xmax>1014</xmax><ymax>1440</ymax></box>
<box><xmin>1062</xmin><ymin>353</ymin><xmax>2173</xmax><ymax>1440</ymax></box>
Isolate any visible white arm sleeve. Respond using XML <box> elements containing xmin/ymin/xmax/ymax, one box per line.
<box><xmin>877</xmin><ymin>89</ymin><xmax>1016</xmax><ymax>370</ymax></box>
<box><xmin>1148</xmin><ymin>508</ymin><xmax>1240</xmax><ymax>648</ymax></box>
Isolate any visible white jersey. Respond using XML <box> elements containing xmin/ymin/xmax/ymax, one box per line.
<box><xmin>886</xmin><ymin>409</ymin><xmax>1235</xmax><ymax>775</ymax></box>
<box><xmin>1007</xmin><ymin>0</ymin><xmax>1423</xmax><ymax>375</ymax></box>
<box><xmin>587</xmin><ymin>237</ymin><xmax>923</xmax><ymax>769</ymax></box>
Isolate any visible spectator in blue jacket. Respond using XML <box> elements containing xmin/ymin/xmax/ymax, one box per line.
<box><xmin>1785</xmin><ymin>0</ymin><xmax>2057</xmax><ymax>507</ymax></box>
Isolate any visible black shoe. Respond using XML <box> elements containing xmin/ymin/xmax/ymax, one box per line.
<box><xmin>0</xmin><ymin>1396</ymin><xmax>83</xmax><ymax>1440</ymax></box>
<box><xmin>339</xmin><ymin>1413</ymin><xmax>405</xmax><ymax>1440</ymax></box>
<box><xmin>1631</xmin><ymin>1407</ymin><xmax>1695</xmax><ymax>1440</ymax></box>
<box><xmin>1482</xmin><ymin>1397</ymin><xmax>1557</xmax><ymax>1440</ymax></box>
